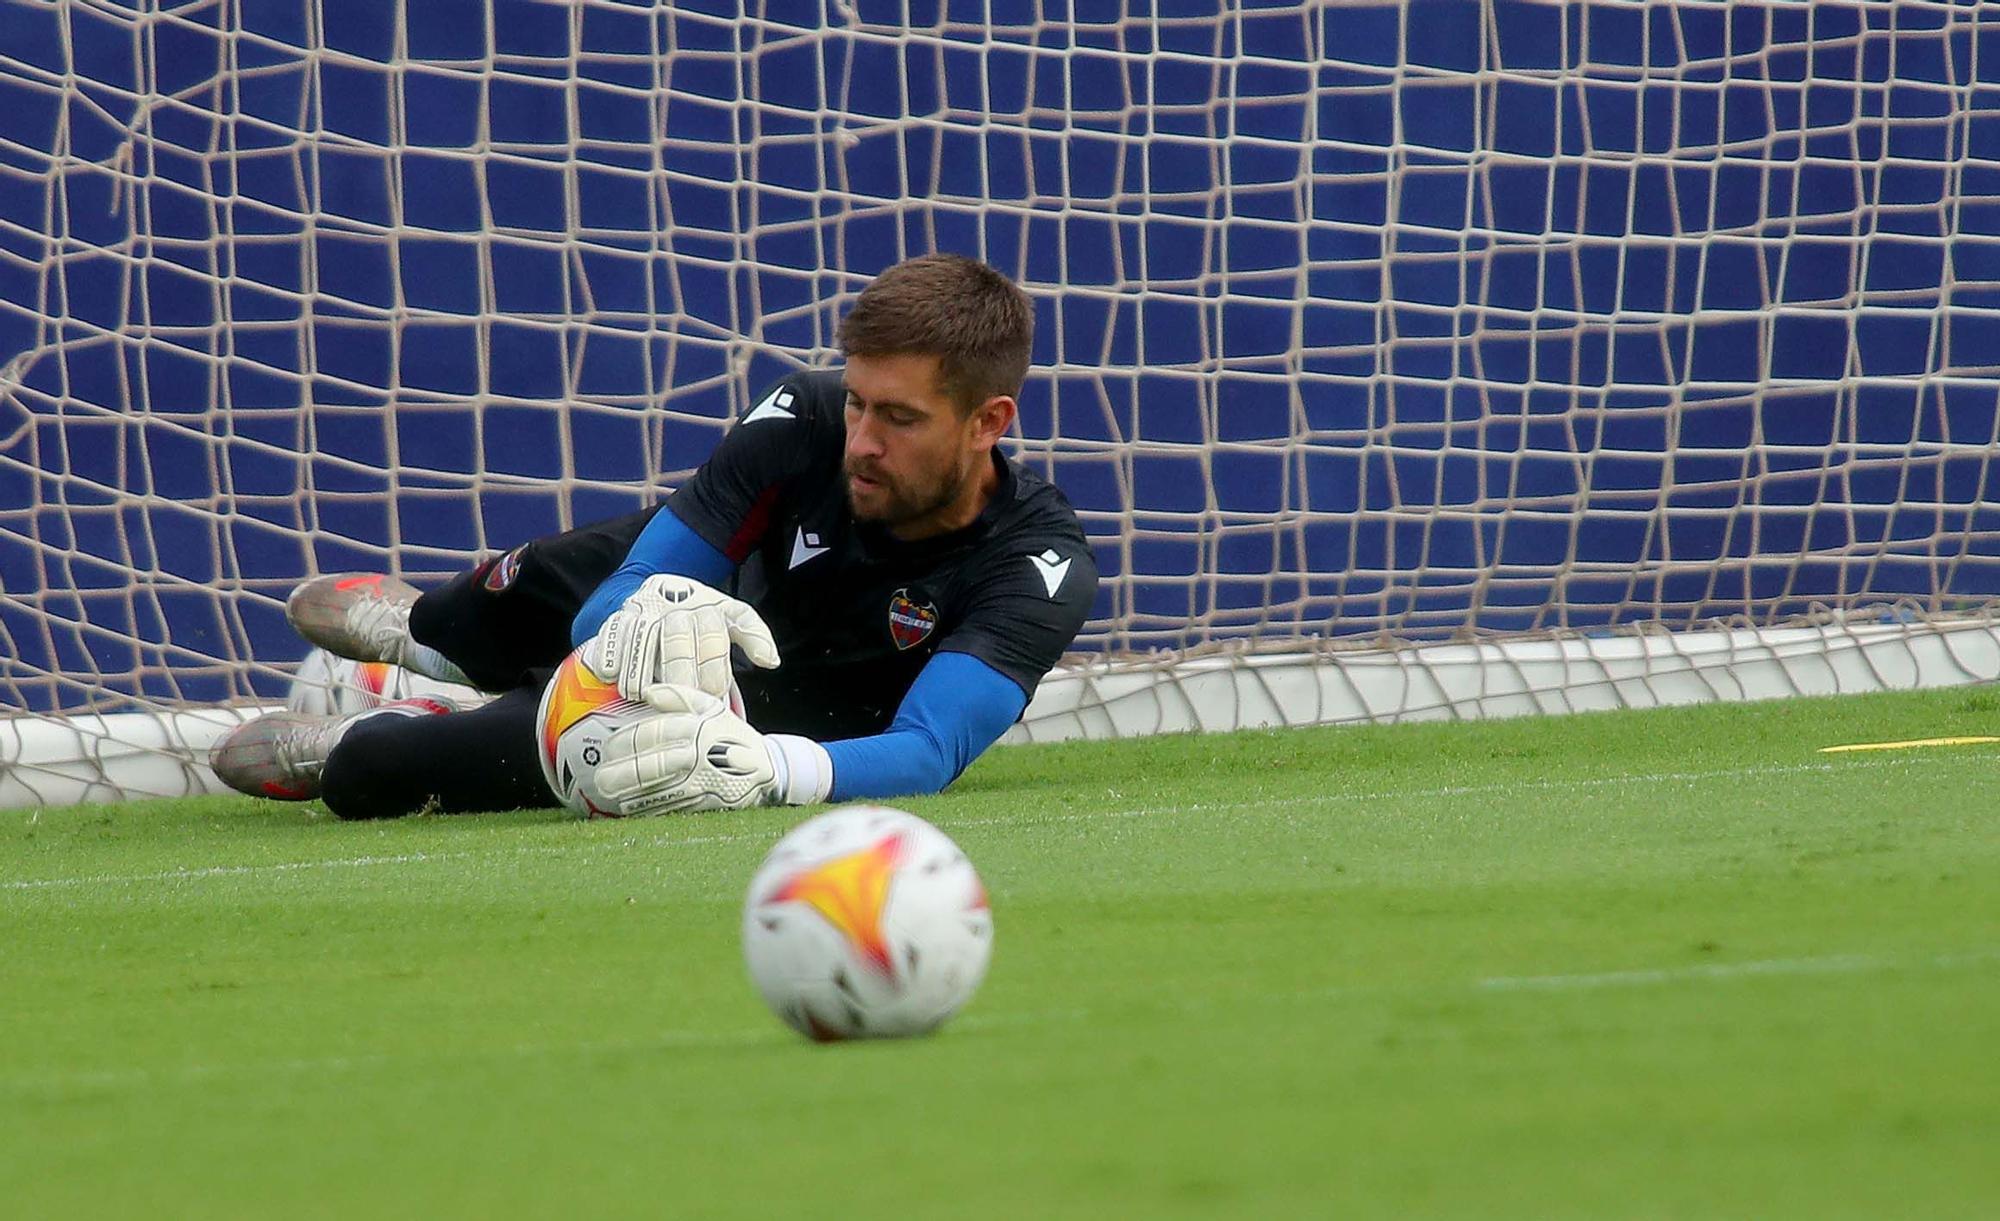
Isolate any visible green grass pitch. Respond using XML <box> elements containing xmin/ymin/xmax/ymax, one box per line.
<box><xmin>4</xmin><ymin>687</ymin><xmax>1997</xmax><ymax>1218</ymax></box>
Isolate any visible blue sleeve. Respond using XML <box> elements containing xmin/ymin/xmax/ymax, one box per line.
<box><xmin>822</xmin><ymin>651</ymin><xmax>1028</xmax><ymax>801</ymax></box>
<box><xmin>570</xmin><ymin>506</ymin><xmax>735</xmax><ymax>647</ymax></box>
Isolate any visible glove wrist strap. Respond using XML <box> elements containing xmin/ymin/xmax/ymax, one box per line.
<box><xmin>765</xmin><ymin>734</ymin><xmax>833</xmax><ymax>806</ymax></box>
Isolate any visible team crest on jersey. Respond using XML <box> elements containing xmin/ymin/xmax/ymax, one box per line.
<box><xmin>482</xmin><ymin>545</ymin><xmax>526</xmax><ymax>592</ymax></box>
<box><xmin>886</xmin><ymin>589</ymin><xmax>938</xmax><ymax>651</ymax></box>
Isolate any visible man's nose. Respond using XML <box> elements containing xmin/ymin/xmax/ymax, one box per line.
<box><xmin>847</xmin><ymin>411</ymin><xmax>885</xmax><ymax>458</ymax></box>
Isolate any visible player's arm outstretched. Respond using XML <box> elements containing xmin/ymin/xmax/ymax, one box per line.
<box><xmin>593</xmin><ymin>541</ymin><xmax>1098</xmax><ymax>816</ymax></box>
<box><xmin>590</xmin><ymin>650</ymin><xmax>1030</xmax><ymax>816</ymax></box>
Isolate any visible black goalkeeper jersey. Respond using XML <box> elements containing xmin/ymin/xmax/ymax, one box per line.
<box><xmin>664</xmin><ymin>369</ymin><xmax>1098</xmax><ymax>741</ymax></box>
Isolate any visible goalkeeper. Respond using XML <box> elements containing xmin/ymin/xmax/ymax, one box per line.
<box><xmin>211</xmin><ymin>255</ymin><xmax>1096</xmax><ymax>818</ymax></box>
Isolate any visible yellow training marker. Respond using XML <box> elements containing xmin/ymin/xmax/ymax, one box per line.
<box><xmin>1818</xmin><ymin>735</ymin><xmax>2000</xmax><ymax>755</ymax></box>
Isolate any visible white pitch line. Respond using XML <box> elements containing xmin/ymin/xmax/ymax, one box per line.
<box><xmin>0</xmin><ymin>849</ymin><xmax>476</xmax><ymax>892</ymax></box>
<box><xmin>1</xmin><ymin>750</ymin><xmax>1981</xmax><ymax>896</ymax></box>
<box><xmin>1477</xmin><ymin>947</ymin><xmax>2000</xmax><ymax>993</ymax></box>
<box><xmin>0</xmin><ymin>830</ymin><xmax>768</xmax><ymax>893</ymax></box>
<box><xmin>1479</xmin><ymin>953</ymin><xmax>1884</xmax><ymax>991</ymax></box>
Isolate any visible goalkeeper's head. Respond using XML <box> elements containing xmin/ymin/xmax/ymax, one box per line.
<box><xmin>836</xmin><ymin>254</ymin><xmax>1033</xmax><ymax>540</ymax></box>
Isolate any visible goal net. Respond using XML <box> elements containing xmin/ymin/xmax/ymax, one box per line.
<box><xmin>3</xmin><ymin>0</ymin><xmax>1997</xmax><ymax>802</ymax></box>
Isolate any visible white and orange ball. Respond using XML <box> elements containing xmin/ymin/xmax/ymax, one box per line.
<box><xmin>533</xmin><ymin>645</ymin><xmax>750</xmax><ymax>819</ymax></box>
<box><xmin>743</xmin><ymin>805</ymin><xmax>993</xmax><ymax>1042</ymax></box>
<box><xmin>534</xmin><ymin>646</ymin><xmax>654</xmax><ymax>818</ymax></box>
<box><xmin>287</xmin><ymin>647</ymin><xmax>478</xmax><ymax>717</ymax></box>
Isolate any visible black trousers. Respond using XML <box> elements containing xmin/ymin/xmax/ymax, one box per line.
<box><xmin>319</xmin><ymin>508</ymin><xmax>659</xmax><ymax>819</ymax></box>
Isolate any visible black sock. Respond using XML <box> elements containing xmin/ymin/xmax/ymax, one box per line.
<box><xmin>321</xmin><ymin>686</ymin><xmax>554</xmax><ymax>819</ymax></box>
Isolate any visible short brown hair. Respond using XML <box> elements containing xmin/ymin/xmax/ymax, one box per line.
<box><xmin>837</xmin><ymin>254</ymin><xmax>1034</xmax><ymax>413</ymax></box>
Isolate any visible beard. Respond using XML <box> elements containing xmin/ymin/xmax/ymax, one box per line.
<box><xmin>845</xmin><ymin>456</ymin><xmax>971</xmax><ymax>528</ymax></box>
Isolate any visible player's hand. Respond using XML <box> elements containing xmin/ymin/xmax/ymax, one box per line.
<box><xmin>584</xmin><ymin>574</ymin><xmax>780</xmax><ymax>702</ymax></box>
<box><xmin>593</xmin><ymin>684</ymin><xmax>831</xmax><ymax>816</ymax></box>
<box><xmin>592</xmin><ymin>684</ymin><xmax>782</xmax><ymax>815</ymax></box>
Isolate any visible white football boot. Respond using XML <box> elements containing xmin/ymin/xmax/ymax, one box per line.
<box><xmin>285</xmin><ymin>572</ymin><xmax>421</xmax><ymax>666</ymax></box>
<box><xmin>209</xmin><ymin>698</ymin><xmax>456</xmax><ymax>801</ymax></box>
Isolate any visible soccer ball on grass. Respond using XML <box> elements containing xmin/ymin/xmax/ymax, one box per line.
<box><xmin>743</xmin><ymin>805</ymin><xmax>992</xmax><ymax>1042</ymax></box>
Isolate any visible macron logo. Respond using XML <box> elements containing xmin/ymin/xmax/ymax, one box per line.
<box><xmin>789</xmin><ymin>529</ymin><xmax>829</xmax><ymax>570</ymax></box>
<box><xmin>742</xmin><ymin>387</ymin><xmax>796</xmax><ymax>424</ymax></box>
<box><xmin>1027</xmin><ymin>549</ymin><xmax>1072</xmax><ymax>598</ymax></box>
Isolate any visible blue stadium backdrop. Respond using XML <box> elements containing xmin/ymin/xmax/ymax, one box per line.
<box><xmin>1</xmin><ymin>1</ymin><xmax>1996</xmax><ymax>714</ymax></box>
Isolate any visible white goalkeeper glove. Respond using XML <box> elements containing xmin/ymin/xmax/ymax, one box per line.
<box><xmin>591</xmin><ymin>684</ymin><xmax>832</xmax><ymax>816</ymax></box>
<box><xmin>585</xmin><ymin>574</ymin><xmax>781</xmax><ymax>703</ymax></box>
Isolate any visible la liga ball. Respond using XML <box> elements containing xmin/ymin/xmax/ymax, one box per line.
<box><xmin>533</xmin><ymin>644</ymin><xmax>756</xmax><ymax>818</ymax></box>
<box><xmin>534</xmin><ymin>646</ymin><xmax>653</xmax><ymax>818</ymax></box>
<box><xmin>743</xmin><ymin>805</ymin><xmax>993</xmax><ymax>1042</ymax></box>
<box><xmin>287</xmin><ymin>647</ymin><xmax>479</xmax><ymax>717</ymax></box>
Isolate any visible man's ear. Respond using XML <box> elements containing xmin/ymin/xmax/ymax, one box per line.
<box><xmin>969</xmin><ymin>395</ymin><xmax>1017</xmax><ymax>450</ymax></box>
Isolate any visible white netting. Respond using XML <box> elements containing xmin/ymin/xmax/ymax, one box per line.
<box><xmin>1</xmin><ymin>0</ymin><xmax>1996</xmax><ymax>733</ymax></box>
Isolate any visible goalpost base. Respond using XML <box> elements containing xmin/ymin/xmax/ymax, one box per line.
<box><xmin>0</xmin><ymin>706</ymin><xmax>280</xmax><ymax>811</ymax></box>
<box><xmin>1006</xmin><ymin>617</ymin><xmax>2000</xmax><ymax>745</ymax></box>
<box><xmin>4</xmin><ymin>617</ymin><xmax>1995</xmax><ymax>810</ymax></box>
